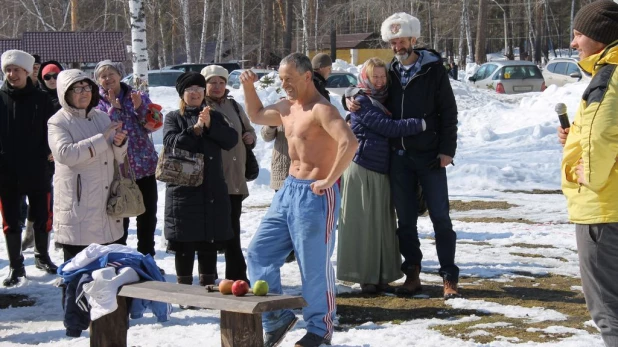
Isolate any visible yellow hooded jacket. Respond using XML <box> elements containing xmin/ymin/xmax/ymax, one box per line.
<box><xmin>562</xmin><ymin>42</ymin><xmax>618</xmax><ymax>224</ymax></box>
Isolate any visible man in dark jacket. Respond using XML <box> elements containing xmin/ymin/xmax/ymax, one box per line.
<box><xmin>380</xmin><ymin>13</ymin><xmax>459</xmax><ymax>299</ymax></box>
<box><xmin>0</xmin><ymin>49</ymin><xmax>58</xmax><ymax>286</ymax></box>
<box><xmin>312</xmin><ymin>53</ymin><xmax>331</xmax><ymax>100</ymax></box>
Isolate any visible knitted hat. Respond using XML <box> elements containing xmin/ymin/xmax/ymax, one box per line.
<box><xmin>1</xmin><ymin>50</ymin><xmax>35</xmax><ymax>74</ymax></box>
<box><xmin>32</xmin><ymin>54</ymin><xmax>41</xmax><ymax>64</ymax></box>
<box><xmin>381</xmin><ymin>12</ymin><xmax>421</xmax><ymax>42</ymax></box>
<box><xmin>312</xmin><ymin>53</ymin><xmax>332</xmax><ymax>70</ymax></box>
<box><xmin>201</xmin><ymin>65</ymin><xmax>228</xmax><ymax>83</ymax></box>
<box><xmin>94</xmin><ymin>60</ymin><xmax>126</xmax><ymax>80</ymax></box>
<box><xmin>175</xmin><ymin>71</ymin><xmax>206</xmax><ymax>97</ymax></box>
<box><xmin>573</xmin><ymin>0</ymin><xmax>618</xmax><ymax>45</ymax></box>
<box><xmin>42</xmin><ymin>64</ymin><xmax>61</xmax><ymax>76</ymax></box>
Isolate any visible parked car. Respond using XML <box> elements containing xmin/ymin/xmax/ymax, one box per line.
<box><xmin>542</xmin><ymin>57</ymin><xmax>590</xmax><ymax>87</ymax></box>
<box><xmin>164</xmin><ymin>62</ymin><xmax>241</xmax><ymax>74</ymax></box>
<box><xmin>227</xmin><ymin>69</ymin><xmax>274</xmax><ymax>89</ymax></box>
<box><xmin>121</xmin><ymin>69</ymin><xmax>184</xmax><ymax>87</ymax></box>
<box><xmin>325</xmin><ymin>72</ymin><xmax>358</xmax><ymax>95</ymax></box>
<box><xmin>468</xmin><ymin>61</ymin><xmax>546</xmax><ymax>94</ymax></box>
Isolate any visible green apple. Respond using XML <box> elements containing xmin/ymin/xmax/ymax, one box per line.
<box><xmin>252</xmin><ymin>280</ymin><xmax>269</xmax><ymax>296</ymax></box>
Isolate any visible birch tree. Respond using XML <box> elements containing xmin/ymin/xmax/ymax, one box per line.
<box><xmin>181</xmin><ymin>0</ymin><xmax>192</xmax><ymax>63</ymax></box>
<box><xmin>199</xmin><ymin>0</ymin><xmax>211</xmax><ymax>62</ymax></box>
<box><xmin>129</xmin><ymin>0</ymin><xmax>149</xmax><ymax>91</ymax></box>
<box><xmin>458</xmin><ymin>0</ymin><xmax>467</xmax><ymax>65</ymax></box>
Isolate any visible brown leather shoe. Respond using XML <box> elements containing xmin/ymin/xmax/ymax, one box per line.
<box><xmin>443</xmin><ymin>279</ymin><xmax>461</xmax><ymax>300</ymax></box>
<box><xmin>395</xmin><ymin>265</ymin><xmax>422</xmax><ymax>296</ymax></box>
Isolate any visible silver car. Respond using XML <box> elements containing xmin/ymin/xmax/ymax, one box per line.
<box><xmin>227</xmin><ymin>69</ymin><xmax>274</xmax><ymax>89</ymax></box>
<box><xmin>326</xmin><ymin>72</ymin><xmax>358</xmax><ymax>96</ymax></box>
<box><xmin>468</xmin><ymin>61</ymin><xmax>546</xmax><ymax>94</ymax></box>
<box><xmin>543</xmin><ymin>57</ymin><xmax>590</xmax><ymax>87</ymax></box>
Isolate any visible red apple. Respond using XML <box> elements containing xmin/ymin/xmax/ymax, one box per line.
<box><xmin>219</xmin><ymin>279</ymin><xmax>234</xmax><ymax>295</ymax></box>
<box><xmin>231</xmin><ymin>280</ymin><xmax>250</xmax><ymax>297</ymax></box>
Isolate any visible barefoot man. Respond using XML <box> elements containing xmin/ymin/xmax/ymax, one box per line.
<box><xmin>240</xmin><ymin>53</ymin><xmax>358</xmax><ymax>347</ymax></box>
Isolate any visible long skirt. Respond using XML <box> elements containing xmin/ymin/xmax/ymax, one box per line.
<box><xmin>336</xmin><ymin>162</ymin><xmax>403</xmax><ymax>284</ymax></box>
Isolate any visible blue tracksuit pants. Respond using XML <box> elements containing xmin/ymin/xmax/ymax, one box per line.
<box><xmin>247</xmin><ymin>176</ymin><xmax>339</xmax><ymax>340</ymax></box>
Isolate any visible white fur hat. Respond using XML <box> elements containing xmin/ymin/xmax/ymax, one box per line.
<box><xmin>381</xmin><ymin>12</ymin><xmax>421</xmax><ymax>42</ymax></box>
<box><xmin>1</xmin><ymin>49</ymin><xmax>35</xmax><ymax>74</ymax></box>
<box><xmin>201</xmin><ymin>65</ymin><xmax>229</xmax><ymax>83</ymax></box>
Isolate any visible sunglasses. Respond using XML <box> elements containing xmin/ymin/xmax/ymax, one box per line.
<box><xmin>70</xmin><ymin>85</ymin><xmax>93</xmax><ymax>94</ymax></box>
<box><xmin>43</xmin><ymin>74</ymin><xmax>58</xmax><ymax>81</ymax></box>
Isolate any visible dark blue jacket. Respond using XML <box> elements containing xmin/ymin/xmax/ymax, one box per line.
<box><xmin>350</xmin><ymin>94</ymin><xmax>424</xmax><ymax>174</ymax></box>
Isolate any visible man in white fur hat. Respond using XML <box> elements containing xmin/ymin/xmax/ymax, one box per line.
<box><xmin>0</xmin><ymin>49</ymin><xmax>57</xmax><ymax>286</ymax></box>
<box><xmin>347</xmin><ymin>13</ymin><xmax>460</xmax><ymax>299</ymax></box>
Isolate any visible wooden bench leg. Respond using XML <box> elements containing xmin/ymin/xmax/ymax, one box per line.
<box><xmin>90</xmin><ymin>296</ymin><xmax>130</xmax><ymax>347</ymax></box>
<box><xmin>220</xmin><ymin>310</ymin><xmax>263</xmax><ymax>347</ymax></box>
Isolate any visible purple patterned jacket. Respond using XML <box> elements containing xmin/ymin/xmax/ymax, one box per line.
<box><xmin>96</xmin><ymin>83</ymin><xmax>158</xmax><ymax>180</ymax></box>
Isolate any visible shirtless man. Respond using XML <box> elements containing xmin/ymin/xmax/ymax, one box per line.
<box><xmin>240</xmin><ymin>53</ymin><xmax>358</xmax><ymax>347</ymax></box>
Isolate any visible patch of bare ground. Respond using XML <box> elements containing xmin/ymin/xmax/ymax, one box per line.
<box><xmin>450</xmin><ymin>200</ymin><xmax>517</xmax><ymax>211</ymax></box>
<box><xmin>0</xmin><ymin>294</ymin><xmax>35</xmax><ymax>309</ymax></box>
<box><xmin>336</xmin><ymin>275</ymin><xmax>593</xmax><ymax>343</ymax></box>
<box><xmin>503</xmin><ymin>189</ymin><xmax>562</xmax><ymax>195</ymax></box>
<box><xmin>510</xmin><ymin>252</ymin><xmax>569</xmax><ymax>263</ymax></box>
<box><xmin>455</xmin><ymin>216</ymin><xmax>536</xmax><ymax>224</ymax></box>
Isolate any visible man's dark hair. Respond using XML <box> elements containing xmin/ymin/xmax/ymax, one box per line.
<box><xmin>280</xmin><ymin>53</ymin><xmax>312</xmax><ymax>74</ymax></box>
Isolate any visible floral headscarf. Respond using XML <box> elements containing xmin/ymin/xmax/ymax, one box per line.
<box><xmin>357</xmin><ymin>60</ymin><xmax>389</xmax><ymax>104</ymax></box>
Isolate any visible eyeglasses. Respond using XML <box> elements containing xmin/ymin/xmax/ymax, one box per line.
<box><xmin>70</xmin><ymin>85</ymin><xmax>93</xmax><ymax>94</ymax></box>
<box><xmin>43</xmin><ymin>74</ymin><xmax>58</xmax><ymax>81</ymax></box>
<box><xmin>184</xmin><ymin>87</ymin><xmax>205</xmax><ymax>94</ymax></box>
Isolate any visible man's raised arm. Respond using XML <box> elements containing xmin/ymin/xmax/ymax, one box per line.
<box><xmin>310</xmin><ymin>104</ymin><xmax>358</xmax><ymax>195</ymax></box>
<box><xmin>239</xmin><ymin>70</ymin><xmax>283</xmax><ymax>126</ymax></box>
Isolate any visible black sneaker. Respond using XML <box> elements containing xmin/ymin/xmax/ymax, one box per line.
<box><xmin>3</xmin><ymin>266</ymin><xmax>26</xmax><ymax>287</ymax></box>
<box><xmin>294</xmin><ymin>332</ymin><xmax>331</xmax><ymax>347</ymax></box>
<box><xmin>264</xmin><ymin>316</ymin><xmax>298</xmax><ymax>347</ymax></box>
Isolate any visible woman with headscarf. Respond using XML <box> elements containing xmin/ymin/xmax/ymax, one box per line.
<box><xmin>163</xmin><ymin>72</ymin><xmax>238</xmax><ymax>295</ymax></box>
<box><xmin>47</xmin><ymin>69</ymin><xmax>128</xmax><ymax>261</ymax></box>
<box><xmin>200</xmin><ymin>65</ymin><xmax>255</xmax><ymax>284</ymax></box>
<box><xmin>336</xmin><ymin>58</ymin><xmax>427</xmax><ymax>294</ymax></box>
<box><xmin>94</xmin><ymin>60</ymin><xmax>159</xmax><ymax>262</ymax></box>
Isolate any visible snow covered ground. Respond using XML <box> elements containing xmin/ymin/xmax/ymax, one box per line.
<box><xmin>0</xmin><ymin>63</ymin><xmax>604</xmax><ymax>346</ymax></box>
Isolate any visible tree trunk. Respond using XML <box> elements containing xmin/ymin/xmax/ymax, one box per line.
<box><xmin>458</xmin><ymin>0</ymin><xmax>466</xmax><ymax>65</ymax></box>
<box><xmin>534</xmin><ymin>0</ymin><xmax>543</xmax><ymax>63</ymax></box>
<box><xmin>475</xmin><ymin>0</ymin><xmax>487</xmax><ymax>64</ymax></box>
<box><xmin>330</xmin><ymin>19</ymin><xmax>336</xmax><ymax>61</ymax></box>
<box><xmin>217</xmin><ymin>0</ymin><xmax>225</xmax><ymax>62</ymax></box>
<box><xmin>283</xmin><ymin>0</ymin><xmax>293</xmax><ymax>56</ymax></box>
<box><xmin>199</xmin><ymin>0</ymin><xmax>211</xmax><ymax>63</ymax></box>
<box><xmin>129</xmin><ymin>0</ymin><xmax>149</xmax><ymax>92</ymax></box>
<box><xmin>71</xmin><ymin>0</ymin><xmax>78</xmax><ymax>31</ymax></box>
<box><xmin>569</xmin><ymin>0</ymin><xmax>575</xmax><ymax>56</ymax></box>
<box><xmin>464</xmin><ymin>0</ymin><xmax>474</xmax><ymax>63</ymax></box>
<box><xmin>181</xmin><ymin>0</ymin><xmax>192</xmax><ymax>63</ymax></box>
<box><xmin>315</xmin><ymin>0</ymin><xmax>319</xmax><ymax>52</ymax></box>
<box><xmin>301</xmin><ymin>0</ymin><xmax>309</xmax><ymax>55</ymax></box>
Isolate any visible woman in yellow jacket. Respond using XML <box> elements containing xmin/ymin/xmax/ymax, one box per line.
<box><xmin>561</xmin><ymin>2</ymin><xmax>618</xmax><ymax>346</ymax></box>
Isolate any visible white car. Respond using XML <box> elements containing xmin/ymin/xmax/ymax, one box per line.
<box><xmin>468</xmin><ymin>61</ymin><xmax>546</xmax><ymax>94</ymax></box>
<box><xmin>227</xmin><ymin>69</ymin><xmax>274</xmax><ymax>89</ymax></box>
<box><xmin>542</xmin><ymin>58</ymin><xmax>590</xmax><ymax>87</ymax></box>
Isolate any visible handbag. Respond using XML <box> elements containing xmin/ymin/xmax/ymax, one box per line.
<box><xmin>155</xmin><ymin>135</ymin><xmax>205</xmax><ymax>186</ymax></box>
<box><xmin>230</xmin><ymin>99</ymin><xmax>259</xmax><ymax>181</ymax></box>
<box><xmin>107</xmin><ymin>156</ymin><xmax>146</xmax><ymax>218</ymax></box>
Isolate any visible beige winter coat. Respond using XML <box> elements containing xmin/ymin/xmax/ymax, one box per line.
<box><xmin>207</xmin><ymin>97</ymin><xmax>256</xmax><ymax>196</ymax></box>
<box><xmin>260</xmin><ymin>125</ymin><xmax>290</xmax><ymax>191</ymax></box>
<box><xmin>48</xmin><ymin>69</ymin><xmax>128</xmax><ymax>246</ymax></box>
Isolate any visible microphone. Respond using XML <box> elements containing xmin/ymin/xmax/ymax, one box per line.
<box><xmin>555</xmin><ymin>103</ymin><xmax>570</xmax><ymax>129</ymax></box>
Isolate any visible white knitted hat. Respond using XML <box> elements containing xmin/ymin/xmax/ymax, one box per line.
<box><xmin>1</xmin><ymin>50</ymin><xmax>35</xmax><ymax>74</ymax></box>
<box><xmin>201</xmin><ymin>65</ymin><xmax>229</xmax><ymax>83</ymax></box>
<box><xmin>381</xmin><ymin>12</ymin><xmax>421</xmax><ymax>42</ymax></box>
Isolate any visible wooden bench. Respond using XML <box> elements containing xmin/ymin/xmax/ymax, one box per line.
<box><xmin>89</xmin><ymin>281</ymin><xmax>307</xmax><ymax>347</ymax></box>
